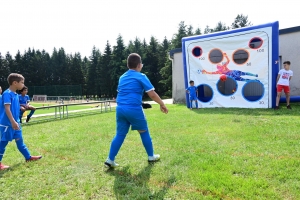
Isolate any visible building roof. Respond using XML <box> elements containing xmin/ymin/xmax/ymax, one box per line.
<box><xmin>279</xmin><ymin>26</ymin><xmax>300</xmax><ymax>35</ymax></box>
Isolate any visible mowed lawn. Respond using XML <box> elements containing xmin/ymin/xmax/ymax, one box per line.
<box><xmin>0</xmin><ymin>103</ymin><xmax>299</xmax><ymax>199</ymax></box>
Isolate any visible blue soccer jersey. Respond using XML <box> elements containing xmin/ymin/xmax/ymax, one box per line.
<box><xmin>0</xmin><ymin>89</ymin><xmax>21</xmax><ymax>126</ymax></box>
<box><xmin>19</xmin><ymin>94</ymin><xmax>30</xmax><ymax>105</ymax></box>
<box><xmin>116</xmin><ymin>69</ymin><xmax>154</xmax><ymax>106</ymax></box>
<box><xmin>186</xmin><ymin>86</ymin><xmax>197</xmax><ymax>96</ymax></box>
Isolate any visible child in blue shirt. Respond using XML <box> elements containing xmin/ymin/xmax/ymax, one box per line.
<box><xmin>19</xmin><ymin>86</ymin><xmax>36</xmax><ymax>123</ymax></box>
<box><xmin>0</xmin><ymin>73</ymin><xmax>42</xmax><ymax>170</ymax></box>
<box><xmin>104</xmin><ymin>53</ymin><xmax>168</xmax><ymax>168</ymax></box>
<box><xmin>186</xmin><ymin>80</ymin><xmax>198</xmax><ymax>109</ymax></box>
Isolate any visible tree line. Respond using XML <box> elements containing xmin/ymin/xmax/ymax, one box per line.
<box><xmin>0</xmin><ymin>14</ymin><xmax>251</xmax><ymax>98</ymax></box>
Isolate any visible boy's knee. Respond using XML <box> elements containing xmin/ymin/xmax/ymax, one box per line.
<box><xmin>138</xmin><ymin>130</ymin><xmax>146</xmax><ymax>133</ymax></box>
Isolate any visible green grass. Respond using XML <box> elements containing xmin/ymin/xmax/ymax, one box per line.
<box><xmin>1</xmin><ymin>103</ymin><xmax>300</xmax><ymax>199</ymax></box>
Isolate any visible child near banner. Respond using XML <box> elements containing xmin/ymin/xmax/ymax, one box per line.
<box><xmin>0</xmin><ymin>73</ymin><xmax>42</xmax><ymax>170</ymax></box>
<box><xmin>275</xmin><ymin>61</ymin><xmax>293</xmax><ymax>110</ymax></box>
<box><xmin>186</xmin><ymin>80</ymin><xmax>198</xmax><ymax>109</ymax></box>
<box><xmin>19</xmin><ymin>86</ymin><xmax>36</xmax><ymax>123</ymax></box>
<box><xmin>104</xmin><ymin>53</ymin><xmax>168</xmax><ymax>168</ymax></box>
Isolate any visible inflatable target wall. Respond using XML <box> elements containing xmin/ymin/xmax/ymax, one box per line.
<box><xmin>182</xmin><ymin>22</ymin><xmax>279</xmax><ymax>108</ymax></box>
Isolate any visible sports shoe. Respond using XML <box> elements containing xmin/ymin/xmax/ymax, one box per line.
<box><xmin>0</xmin><ymin>162</ymin><xmax>10</xmax><ymax>170</ymax></box>
<box><xmin>287</xmin><ymin>105</ymin><xmax>292</xmax><ymax>109</ymax></box>
<box><xmin>104</xmin><ymin>158</ymin><xmax>119</xmax><ymax>168</ymax></box>
<box><xmin>148</xmin><ymin>154</ymin><xmax>160</xmax><ymax>162</ymax></box>
<box><xmin>274</xmin><ymin>106</ymin><xmax>279</xmax><ymax>110</ymax></box>
<box><xmin>26</xmin><ymin>116</ymin><xmax>31</xmax><ymax>123</ymax></box>
<box><xmin>26</xmin><ymin>155</ymin><xmax>42</xmax><ymax>162</ymax></box>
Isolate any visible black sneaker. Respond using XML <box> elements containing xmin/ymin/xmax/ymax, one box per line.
<box><xmin>274</xmin><ymin>106</ymin><xmax>279</xmax><ymax>110</ymax></box>
<box><xmin>26</xmin><ymin>116</ymin><xmax>31</xmax><ymax>123</ymax></box>
<box><xmin>287</xmin><ymin>105</ymin><xmax>292</xmax><ymax>109</ymax></box>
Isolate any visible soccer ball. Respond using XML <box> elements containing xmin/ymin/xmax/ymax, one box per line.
<box><xmin>220</xmin><ymin>74</ymin><xmax>227</xmax><ymax>82</ymax></box>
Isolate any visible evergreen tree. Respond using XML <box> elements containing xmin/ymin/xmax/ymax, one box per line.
<box><xmin>81</xmin><ymin>56</ymin><xmax>90</xmax><ymax>97</ymax></box>
<box><xmin>100</xmin><ymin>41</ymin><xmax>113</xmax><ymax>98</ymax></box>
<box><xmin>87</xmin><ymin>46</ymin><xmax>101</xmax><ymax>97</ymax></box>
<box><xmin>213</xmin><ymin>21</ymin><xmax>229</xmax><ymax>32</ymax></box>
<box><xmin>195</xmin><ymin>28</ymin><xmax>202</xmax><ymax>35</ymax></box>
<box><xmin>187</xmin><ymin>25</ymin><xmax>194</xmax><ymax>36</ymax></box>
<box><xmin>111</xmin><ymin>35</ymin><xmax>127</xmax><ymax>97</ymax></box>
<box><xmin>157</xmin><ymin>37</ymin><xmax>171</xmax><ymax>95</ymax></box>
<box><xmin>171</xmin><ymin>21</ymin><xmax>188</xmax><ymax>49</ymax></box>
<box><xmin>143</xmin><ymin>36</ymin><xmax>161</xmax><ymax>94</ymax></box>
<box><xmin>69</xmin><ymin>53</ymin><xmax>84</xmax><ymax>85</ymax></box>
<box><xmin>204</xmin><ymin>25</ymin><xmax>213</xmax><ymax>34</ymax></box>
<box><xmin>231</xmin><ymin>14</ymin><xmax>252</xmax><ymax>29</ymax></box>
<box><xmin>0</xmin><ymin>53</ymin><xmax>10</xmax><ymax>88</ymax></box>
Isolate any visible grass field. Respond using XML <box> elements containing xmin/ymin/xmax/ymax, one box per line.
<box><xmin>1</xmin><ymin>103</ymin><xmax>300</xmax><ymax>199</ymax></box>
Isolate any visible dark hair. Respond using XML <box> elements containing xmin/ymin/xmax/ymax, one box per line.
<box><xmin>19</xmin><ymin>86</ymin><xmax>28</xmax><ymax>92</ymax></box>
<box><xmin>283</xmin><ymin>61</ymin><xmax>291</xmax><ymax>65</ymax></box>
<box><xmin>7</xmin><ymin>73</ymin><xmax>24</xmax><ymax>85</ymax></box>
<box><xmin>189</xmin><ymin>80</ymin><xmax>194</xmax><ymax>84</ymax></box>
<box><xmin>127</xmin><ymin>53</ymin><xmax>141</xmax><ymax>69</ymax></box>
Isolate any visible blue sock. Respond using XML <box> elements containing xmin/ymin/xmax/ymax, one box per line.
<box><xmin>108</xmin><ymin>133</ymin><xmax>127</xmax><ymax>161</ymax></box>
<box><xmin>16</xmin><ymin>138</ymin><xmax>31</xmax><ymax>160</ymax></box>
<box><xmin>19</xmin><ymin>111</ymin><xmax>24</xmax><ymax>121</ymax></box>
<box><xmin>139</xmin><ymin>130</ymin><xmax>154</xmax><ymax>157</ymax></box>
<box><xmin>0</xmin><ymin>141</ymin><xmax>9</xmax><ymax>161</ymax></box>
<box><xmin>28</xmin><ymin>110</ymin><xmax>35</xmax><ymax>118</ymax></box>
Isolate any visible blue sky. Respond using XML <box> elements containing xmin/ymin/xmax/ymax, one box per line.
<box><xmin>1</xmin><ymin>0</ymin><xmax>299</xmax><ymax>58</ymax></box>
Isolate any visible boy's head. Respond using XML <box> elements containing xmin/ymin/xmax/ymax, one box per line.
<box><xmin>283</xmin><ymin>61</ymin><xmax>290</xmax><ymax>70</ymax></box>
<box><xmin>127</xmin><ymin>53</ymin><xmax>142</xmax><ymax>70</ymax></box>
<box><xmin>189</xmin><ymin>80</ymin><xmax>194</xmax><ymax>86</ymax></box>
<box><xmin>19</xmin><ymin>86</ymin><xmax>28</xmax><ymax>95</ymax></box>
<box><xmin>7</xmin><ymin>73</ymin><xmax>25</xmax><ymax>90</ymax></box>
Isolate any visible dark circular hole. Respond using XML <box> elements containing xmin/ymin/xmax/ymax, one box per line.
<box><xmin>197</xmin><ymin>84</ymin><xmax>213</xmax><ymax>102</ymax></box>
<box><xmin>192</xmin><ymin>46</ymin><xmax>202</xmax><ymax>57</ymax></box>
<box><xmin>242</xmin><ymin>81</ymin><xmax>264</xmax><ymax>102</ymax></box>
<box><xmin>209</xmin><ymin>49</ymin><xmax>223</xmax><ymax>63</ymax></box>
<box><xmin>233</xmin><ymin>49</ymin><xmax>249</xmax><ymax>65</ymax></box>
<box><xmin>249</xmin><ymin>37</ymin><xmax>263</xmax><ymax>49</ymax></box>
<box><xmin>217</xmin><ymin>77</ymin><xmax>237</xmax><ymax>96</ymax></box>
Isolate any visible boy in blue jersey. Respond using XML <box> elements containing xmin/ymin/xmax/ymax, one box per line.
<box><xmin>186</xmin><ymin>80</ymin><xmax>198</xmax><ymax>109</ymax></box>
<box><xmin>104</xmin><ymin>53</ymin><xmax>168</xmax><ymax>168</ymax></box>
<box><xmin>0</xmin><ymin>73</ymin><xmax>42</xmax><ymax>170</ymax></box>
<box><xmin>19</xmin><ymin>86</ymin><xmax>36</xmax><ymax>123</ymax></box>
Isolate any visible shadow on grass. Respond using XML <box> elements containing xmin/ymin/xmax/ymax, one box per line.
<box><xmin>0</xmin><ymin>163</ymin><xmax>22</xmax><ymax>178</ymax></box>
<box><xmin>185</xmin><ymin>102</ymin><xmax>300</xmax><ymax>116</ymax></box>
<box><xmin>106</xmin><ymin>164</ymin><xmax>176</xmax><ymax>199</ymax></box>
<box><xmin>22</xmin><ymin>110</ymin><xmax>115</xmax><ymax>126</ymax></box>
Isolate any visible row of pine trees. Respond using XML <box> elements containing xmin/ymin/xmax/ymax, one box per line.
<box><xmin>0</xmin><ymin>15</ymin><xmax>251</xmax><ymax>98</ymax></box>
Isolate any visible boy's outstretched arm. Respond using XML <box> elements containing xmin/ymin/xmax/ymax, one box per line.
<box><xmin>202</xmin><ymin>69</ymin><xmax>222</xmax><ymax>74</ymax></box>
<box><xmin>147</xmin><ymin>90</ymin><xmax>168</xmax><ymax>114</ymax></box>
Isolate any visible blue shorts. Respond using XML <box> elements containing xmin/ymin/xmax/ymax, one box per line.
<box><xmin>0</xmin><ymin>125</ymin><xmax>23</xmax><ymax>142</ymax></box>
<box><xmin>116</xmin><ymin>105</ymin><xmax>148</xmax><ymax>134</ymax></box>
<box><xmin>189</xmin><ymin>95</ymin><xmax>197</xmax><ymax>101</ymax></box>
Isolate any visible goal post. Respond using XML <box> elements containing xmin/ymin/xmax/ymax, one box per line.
<box><xmin>32</xmin><ymin>95</ymin><xmax>47</xmax><ymax>102</ymax></box>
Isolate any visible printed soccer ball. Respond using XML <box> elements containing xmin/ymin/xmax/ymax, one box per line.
<box><xmin>220</xmin><ymin>74</ymin><xmax>227</xmax><ymax>82</ymax></box>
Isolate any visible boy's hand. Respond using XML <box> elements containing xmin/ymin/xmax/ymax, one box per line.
<box><xmin>160</xmin><ymin>105</ymin><xmax>168</xmax><ymax>114</ymax></box>
<box><xmin>202</xmin><ymin>70</ymin><xmax>207</xmax><ymax>74</ymax></box>
<box><xmin>12</xmin><ymin>121</ymin><xmax>20</xmax><ymax>130</ymax></box>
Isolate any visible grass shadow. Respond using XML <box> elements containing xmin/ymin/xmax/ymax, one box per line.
<box><xmin>0</xmin><ymin>163</ymin><xmax>23</xmax><ymax>178</ymax></box>
<box><xmin>185</xmin><ymin>102</ymin><xmax>300</xmax><ymax>116</ymax></box>
<box><xmin>106</xmin><ymin>164</ymin><xmax>175</xmax><ymax>199</ymax></box>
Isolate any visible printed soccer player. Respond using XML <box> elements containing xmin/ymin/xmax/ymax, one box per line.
<box><xmin>202</xmin><ymin>52</ymin><xmax>258</xmax><ymax>82</ymax></box>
